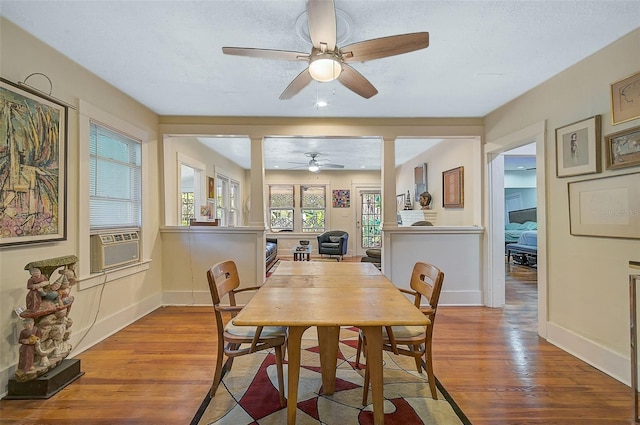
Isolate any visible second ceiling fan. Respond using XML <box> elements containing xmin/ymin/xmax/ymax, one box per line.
<box><xmin>222</xmin><ymin>0</ymin><xmax>429</xmax><ymax>100</ymax></box>
<box><xmin>289</xmin><ymin>152</ymin><xmax>344</xmax><ymax>173</ymax></box>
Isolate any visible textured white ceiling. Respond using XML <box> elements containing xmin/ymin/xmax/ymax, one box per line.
<box><xmin>199</xmin><ymin>136</ymin><xmax>443</xmax><ymax>170</ymax></box>
<box><xmin>2</xmin><ymin>0</ymin><xmax>638</xmax><ymax>118</ymax></box>
<box><xmin>2</xmin><ymin>1</ymin><xmax>637</xmax><ymax>169</ymax></box>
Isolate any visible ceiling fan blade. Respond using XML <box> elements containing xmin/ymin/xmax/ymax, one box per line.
<box><xmin>307</xmin><ymin>0</ymin><xmax>336</xmax><ymax>51</ymax></box>
<box><xmin>279</xmin><ymin>68</ymin><xmax>314</xmax><ymax>100</ymax></box>
<box><xmin>337</xmin><ymin>64</ymin><xmax>378</xmax><ymax>99</ymax></box>
<box><xmin>320</xmin><ymin>163</ymin><xmax>344</xmax><ymax>168</ymax></box>
<box><xmin>222</xmin><ymin>47</ymin><xmax>308</xmax><ymax>61</ymax></box>
<box><xmin>341</xmin><ymin>32</ymin><xmax>429</xmax><ymax>62</ymax></box>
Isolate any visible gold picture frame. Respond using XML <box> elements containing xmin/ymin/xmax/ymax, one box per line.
<box><xmin>610</xmin><ymin>70</ymin><xmax>640</xmax><ymax>125</ymax></box>
<box><xmin>207</xmin><ymin>176</ymin><xmax>215</xmax><ymax>199</ymax></box>
<box><xmin>605</xmin><ymin>125</ymin><xmax>640</xmax><ymax>170</ymax></box>
<box><xmin>442</xmin><ymin>166</ymin><xmax>464</xmax><ymax>208</ymax></box>
<box><xmin>555</xmin><ymin>115</ymin><xmax>601</xmax><ymax>178</ymax></box>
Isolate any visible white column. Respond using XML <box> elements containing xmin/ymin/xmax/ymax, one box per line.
<box><xmin>381</xmin><ymin>137</ymin><xmax>398</xmax><ymax>229</ymax></box>
<box><xmin>248</xmin><ymin>137</ymin><xmax>266</xmax><ymax>228</ymax></box>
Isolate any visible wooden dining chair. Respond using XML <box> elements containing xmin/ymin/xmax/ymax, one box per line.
<box><xmin>356</xmin><ymin>261</ymin><xmax>445</xmax><ymax>402</ymax></box>
<box><xmin>206</xmin><ymin>260</ymin><xmax>287</xmax><ymax>405</ymax></box>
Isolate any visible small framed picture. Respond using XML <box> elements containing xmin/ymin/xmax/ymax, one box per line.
<box><xmin>207</xmin><ymin>176</ymin><xmax>215</xmax><ymax>199</ymax></box>
<box><xmin>442</xmin><ymin>166</ymin><xmax>464</xmax><ymax>208</ymax></box>
<box><xmin>610</xmin><ymin>71</ymin><xmax>640</xmax><ymax>125</ymax></box>
<box><xmin>555</xmin><ymin>115</ymin><xmax>601</xmax><ymax>177</ymax></box>
<box><xmin>605</xmin><ymin>125</ymin><xmax>640</xmax><ymax>170</ymax></box>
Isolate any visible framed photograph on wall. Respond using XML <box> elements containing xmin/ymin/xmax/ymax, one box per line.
<box><xmin>568</xmin><ymin>172</ymin><xmax>640</xmax><ymax>239</ymax></box>
<box><xmin>207</xmin><ymin>176</ymin><xmax>215</xmax><ymax>199</ymax></box>
<box><xmin>610</xmin><ymin>70</ymin><xmax>640</xmax><ymax>125</ymax></box>
<box><xmin>605</xmin><ymin>125</ymin><xmax>640</xmax><ymax>170</ymax></box>
<box><xmin>0</xmin><ymin>78</ymin><xmax>68</xmax><ymax>246</ymax></box>
<box><xmin>555</xmin><ymin>115</ymin><xmax>601</xmax><ymax>177</ymax></box>
<box><xmin>442</xmin><ymin>166</ymin><xmax>464</xmax><ymax>208</ymax></box>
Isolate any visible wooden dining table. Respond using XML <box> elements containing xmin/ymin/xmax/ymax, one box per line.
<box><xmin>233</xmin><ymin>261</ymin><xmax>430</xmax><ymax>424</ymax></box>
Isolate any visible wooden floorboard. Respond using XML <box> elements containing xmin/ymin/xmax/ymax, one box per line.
<box><xmin>0</xmin><ymin>258</ymin><xmax>634</xmax><ymax>424</ymax></box>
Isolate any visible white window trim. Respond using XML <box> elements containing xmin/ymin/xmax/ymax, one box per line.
<box><xmin>78</xmin><ymin>100</ymin><xmax>149</xmax><ymax>284</ymax></box>
<box><xmin>177</xmin><ymin>152</ymin><xmax>206</xmax><ymax>224</ymax></box>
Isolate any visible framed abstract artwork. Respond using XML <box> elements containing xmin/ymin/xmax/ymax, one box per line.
<box><xmin>332</xmin><ymin>189</ymin><xmax>350</xmax><ymax>208</ymax></box>
<box><xmin>442</xmin><ymin>166</ymin><xmax>464</xmax><ymax>208</ymax></box>
<box><xmin>0</xmin><ymin>78</ymin><xmax>68</xmax><ymax>246</ymax></box>
<box><xmin>555</xmin><ymin>115</ymin><xmax>601</xmax><ymax>177</ymax></box>
<box><xmin>610</xmin><ymin>71</ymin><xmax>640</xmax><ymax>125</ymax></box>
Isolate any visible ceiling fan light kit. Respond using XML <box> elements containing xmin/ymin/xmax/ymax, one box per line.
<box><xmin>308</xmin><ymin>51</ymin><xmax>342</xmax><ymax>82</ymax></box>
<box><xmin>222</xmin><ymin>0</ymin><xmax>429</xmax><ymax>100</ymax></box>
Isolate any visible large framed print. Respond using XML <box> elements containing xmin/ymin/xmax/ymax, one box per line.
<box><xmin>414</xmin><ymin>163</ymin><xmax>427</xmax><ymax>199</ymax></box>
<box><xmin>0</xmin><ymin>78</ymin><xmax>67</xmax><ymax>246</ymax></box>
<box><xmin>555</xmin><ymin>115</ymin><xmax>601</xmax><ymax>177</ymax></box>
<box><xmin>568</xmin><ymin>172</ymin><xmax>640</xmax><ymax>239</ymax></box>
<box><xmin>610</xmin><ymin>71</ymin><xmax>640</xmax><ymax>125</ymax></box>
<box><xmin>442</xmin><ymin>166</ymin><xmax>464</xmax><ymax>208</ymax></box>
<box><xmin>605</xmin><ymin>125</ymin><xmax>640</xmax><ymax>170</ymax></box>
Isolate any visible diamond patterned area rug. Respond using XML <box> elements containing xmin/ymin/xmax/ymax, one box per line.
<box><xmin>192</xmin><ymin>328</ymin><xmax>470</xmax><ymax>425</ymax></box>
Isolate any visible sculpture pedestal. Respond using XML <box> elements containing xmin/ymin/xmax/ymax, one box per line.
<box><xmin>4</xmin><ymin>359</ymin><xmax>83</xmax><ymax>399</ymax></box>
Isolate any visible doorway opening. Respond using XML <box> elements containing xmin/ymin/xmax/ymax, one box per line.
<box><xmin>486</xmin><ymin>120</ymin><xmax>547</xmax><ymax>338</ymax></box>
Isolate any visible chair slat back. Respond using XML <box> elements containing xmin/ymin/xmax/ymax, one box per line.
<box><xmin>207</xmin><ymin>260</ymin><xmax>241</xmax><ymax>307</ymax></box>
<box><xmin>409</xmin><ymin>262</ymin><xmax>445</xmax><ymax>317</ymax></box>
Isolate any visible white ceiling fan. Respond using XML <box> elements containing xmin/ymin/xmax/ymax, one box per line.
<box><xmin>289</xmin><ymin>152</ymin><xmax>345</xmax><ymax>173</ymax></box>
<box><xmin>222</xmin><ymin>0</ymin><xmax>429</xmax><ymax>99</ymax></box>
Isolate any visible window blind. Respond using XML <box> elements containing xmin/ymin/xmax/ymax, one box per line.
<box><xmin>89</xmin><ymin>122</ymin><xmax>142</xmax><ymax>230</ymax></box>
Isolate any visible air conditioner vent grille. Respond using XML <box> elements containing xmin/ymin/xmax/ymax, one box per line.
<box><xmin>91</xmin><ymin>231</ymin><xmax>140</xmax><ymax>272</ymax></box>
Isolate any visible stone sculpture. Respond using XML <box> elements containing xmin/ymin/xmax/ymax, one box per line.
<box><xmin>15</xmin><ymin>255</ymin><xmax>79</xmax><ymax>382</ymax></box>
<box><xmin>419</xmin><ymin>191</ymin><xmax>432</xmax><ymax>209</ymax></box>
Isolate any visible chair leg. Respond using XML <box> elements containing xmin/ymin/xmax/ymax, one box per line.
<box><xmin>275</xmin><ymin>345</ymin><xmax>286</xmax><ymax>407</ymax></box>
<box><xmin>412</xmin><ymin>344</ymin><xmax>422</xmax><ymax>373</ymax></box>
<box><xmin>425</xmin><ymin>340</ymin><xmax>438</xmax><ymax>399</ymax></box>
<box><xmin>355</xmin><ymin>334</ymin><xmax>363</xmax><ymax>368</ymax></box>
<box><xmin>362</xmin><ymin>360</ymin><xmax>370</xmax><ymax>406</ymax></box>
<box><xmin>210</xmin><ymin>345</ymin><xmax>226</xmax><ymax>397</ymax></box>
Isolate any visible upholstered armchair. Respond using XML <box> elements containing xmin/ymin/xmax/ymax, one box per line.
<box><xmin>317</xmin><ymin>230</ymin><xmax>349</xmax><ymax>261</ymax></box>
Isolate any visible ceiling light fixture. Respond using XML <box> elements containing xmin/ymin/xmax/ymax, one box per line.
<box><xmin>308</xmin><ymin>50</ymin><xmax>342</xmax><ymax>82</ymax></box>
<box><xmin>308</xmin><ymin>163</ymin><xmax>320</xmax><ymax>173</ymax></box>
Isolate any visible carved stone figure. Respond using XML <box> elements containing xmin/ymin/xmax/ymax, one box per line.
<box><xmin>15</xmin><ymin>255</ymin><xmax>79</xmax><ymax>382</ymax></box>
<box><xmin>16</xmin><ymin>319</ymin><xmax>40</xmax><ymax>380</ymax></box>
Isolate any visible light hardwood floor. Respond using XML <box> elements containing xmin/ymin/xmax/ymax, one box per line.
<box><xmin>0</xmin><ymin>259</ymin><xmax>633</xmax><ymax>424</ymax></box>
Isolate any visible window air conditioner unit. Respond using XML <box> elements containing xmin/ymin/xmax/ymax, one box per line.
<box><xmin>91</xmin><ymin>231</ymin><xmax>140</xmax><ymax>272</ymax></box>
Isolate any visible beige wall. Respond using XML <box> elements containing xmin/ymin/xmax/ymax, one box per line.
<box><xmin>396</xmin><ymin>138</ymin><xmax>480</xmax><ymax>225</ymax></box>
<box><xmin>163</xmin><ymin>136</ymin><xmax>248</xmax><ymax>225</ymax></box>
<box><xmin>0</xmin><ymin>19</ymin><xmax>162</xmax><ymax>391</ymax></box>
<box><xmin>485</xmin><ymin>28</ymin><xmax>640</xmax><ymax>382</ymax></box>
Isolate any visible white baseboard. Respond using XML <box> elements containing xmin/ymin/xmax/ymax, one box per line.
<box><xmin>440</xmin><ymin>290</ymin><xmax>484</xmax><ymax>306</ymax></box>
<box><xmin>546</xmin><ymin>322</ymin><xmax>629</xmax><ymax>386</ymax></box>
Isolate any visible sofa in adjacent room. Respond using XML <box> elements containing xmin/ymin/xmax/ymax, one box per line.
<box><xmin>266</xmin><ymin>238</ymin><xmax>278</xmax><ymax>270</ymax></box>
